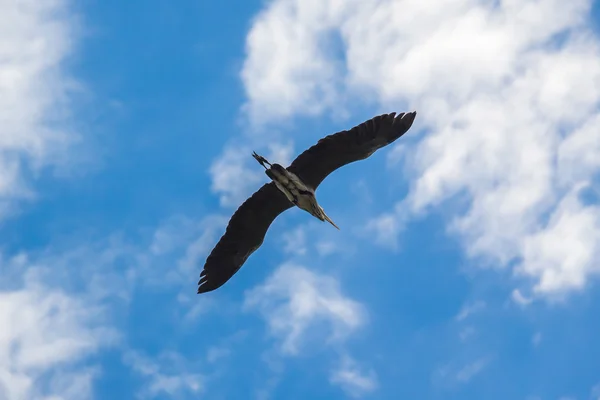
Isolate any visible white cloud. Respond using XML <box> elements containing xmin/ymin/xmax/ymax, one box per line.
<box><xmin>280</xmin><ymin>221</ymin><xmax>348</xmax><ymax>259</ymax></box>
<box><xmin>205</xmin><ymin>346</ymin><xmax>231</xmax><ymax>364</ymax></box>
<box><xmin>436</xmin><ymin>357</ymin><xmax>490</xmax><ymax>386</ymax></box>
<box><xmin>511</xmin><ymin>288</ymin><xmax>534</xmax><ymax>306</ymax></box>
<box><xmin>0</xmin><ymin>211</ymin><xmax>231</xmax><ymax>399</ymax></box>
<box><xmin>266</xmin><ymin>142</ymin><xmax>295</xmax><ymax>166</ymax></box>
<box><xmin>455</xmin><ymin>358</ymin><xmax>488</xmax><ymax>383</ymax></box>
<box><xmin>2</xmin><ymin>212</ymin><xmax>226</xmax><ymax>332</ymax></box>
<box><xmin>0</xmin><ymin>212</ymin><xmax>231</xmax><ymax>399</ymax></box>
<box><xmin>245</xmin><ymin>264</ymin><xmax>373</xmax><ymax>396</ymax></box>
<box><xmin>516</xmin><ymin>184</ymin><xmax>600</xmax><ymax>295</ymax></box>
<box><xmin>42</xmin><ymin>369</ymin><xmax>99</xmax><ymax>400</ymax></box>
<box><xmin>209</xmin><ymin>142</ymin><xmax>294</xmax><ymax>208</ymax></box>
<box><xmin>455</xmin><ymin>300</ymin><xmax>486</xmax><ymax>321</ymax></box>
<box><xmin>240</xmin><ymin>0</ymin><xmax>600</xmax><ymax>298</ymax></box>
<box><xmin>0</xmin><ymin>0</ymin><xmax>83</xmax><ymax>220</ymax></box>
<box><xmin>0</xmin><ymin>265</ymin><xmax>116</xmax><ymax>400</ymax></box>
<box><xmin>240</xmin><ymin>0</ymin><xmax>351</xmax><ymax>127</ymax></box>
<box><xmin>244</xmin><ymin>263</ymin><xmax>366</xmax><ymax>355</ymax></box>
<box><xmin>364</xmin><ymin>212</ymin><xmax>404</xmax><ymax>250</ymax></box>
<box><xmin>110</xmin><ymin>213</ymin><xmax>229</xmax><ymax>294</ymax></box>
<box><xmin>0</xmin><ymin>3</ymin><xmax>122</xmax><ymax>395</ymax></box>
<box><xmin>209</xmin><ymin>144</ymin><xmax>265</xmax><ymax>208</ymax></box>
<box><xmin>281</xmin><ymin>226</ymin><xmax>308</xmax><ymax>256</ymax></box>
<box><xmin>123</xmin><ymin>351</ymin><xmax>204</xmax><ymax>399</ymax></box>
<box><xmin>315</xmin><ymin>240</ymin><xmax>338</xmax><ymax>257</ymax></box>
<box><xmin>168</xmin><ymin>215</ymin><xmax>228</xmax><ymax>284</ymax></box>
<box><xmin>329</xmin><ymin>355</ymin><xmax>378</xmax><ymax>398</ymax></box>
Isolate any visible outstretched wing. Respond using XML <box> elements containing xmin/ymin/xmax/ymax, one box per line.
<box><xmin>198</xmin><ymin>111</ymin><xmax>416</xmax><ymax>294</ymax></box>
<box><xmin>197</xmin><ymin>182</ymin><xmax>293</xmax><ymax>294</ymax></box>
<box><xmin>286</xmin><ymin>111</ymin><xmax>417</xmax><ymax>190</ymax></box>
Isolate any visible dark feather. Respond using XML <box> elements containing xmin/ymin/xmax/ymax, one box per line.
<box><xmin>197</xmin><ymin>182</ymin><xmax>292</xmax><ymax>293</ymax></box>
<box><xmin>197</xmin><ymin>111</ymin><xmax>417</xmax><ymax>294</ymax></box>
<box><xmin>287</xmin><ymin>111</ymin><xmax>417</xmax><ymax>190</ymax></box>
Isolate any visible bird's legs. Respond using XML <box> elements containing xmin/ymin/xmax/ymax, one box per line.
<box><xmin>319</xmin><ymin>206</ymin><xmax>340</xmax><ymax>230</ymax></box>
<box><xmin>252</xmin><ymin>151</ymin><xmax>272</xmax><ymax>169</ymax></box>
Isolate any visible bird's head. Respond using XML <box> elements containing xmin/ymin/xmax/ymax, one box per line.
<box><xmin>269</xmin><ymin>163</ymin><xmax>287</xmax><ymax>174</ymax></box>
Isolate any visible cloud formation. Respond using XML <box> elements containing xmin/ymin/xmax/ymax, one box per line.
<box><xmin>210</xmin><ymin>142</ymin><xmax>294</xmax><ymax>208</ymax></box>
<box><xmin>244</xmin><ymin>263</ymin><xmax>375</xmax><ymax>396</ymax></box>
<box><xmin>244</xmin><ymin>263</ymin><xmax>366</xmax><ymax>355</ymax></box>
<box><xmin>0</xmin><ymin>261</ymin><xmax>116</xmax><ymax>400</ymax></box>
<box><xmin>0</xmin><ymin>2</ymin><xmax>118</xmax><ymax>398</ymax></box>
<box><xmin>123</xmin><ymin>351</ymin><xmax>204</xmax><ymax>399</ymax></box>
<box><xmin>0</xmin><ymin>0</ymin><xmax>82</xmax><ymax>219</ymax></box>
<box><xmin>240</xmin><ymin>0</ymin><xmax>600</xmax><ymax>298</ymax></box>
<box><xmin>329</xmin><ymin>355</ymin><xmax>378</xmax><ymax>398</ymax></box>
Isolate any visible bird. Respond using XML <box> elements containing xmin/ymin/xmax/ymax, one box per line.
<box><xmin>197</xmin><ymin>111</ymin><xmax>417</xmax><ymax>294</ymax></box>
<box><xmin>251</xmin><ymin>151</ymin><xmax>340</xmax><ymax>230</ymax></box>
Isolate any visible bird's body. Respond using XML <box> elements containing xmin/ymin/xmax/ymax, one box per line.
<box><xmin>253</xmin><ymin>152</ymin><xmax>340</xmax><ymax>229</ymax></box>
<box><xmin>198</xmin><ymin>111</ymin><xmax>417</xmax><ymax>294</ymax></box>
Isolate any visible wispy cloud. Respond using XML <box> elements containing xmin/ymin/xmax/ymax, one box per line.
<box><xmin>0</xmin><ymin>259</ymin><xmax>117</xmax><ymax>400</ymax></box>
<box><xmin>209</xmin><ymin>144</ymin><xmax>265</xmax><ymax>208</ymax></box>
<box><xmin>209</xmin><ymin>142</ymin><xmax>294</xmax><ymax>208</ymax></box>
<box><xmin>0</xmin><ymin>210</ymin><xmax>231</xmax><ymax>399</ymax></box>
<box><xmin>279</xmin><ymin>220</ymin><xmax>350</xmax><ymax>261</ymax></box>
<box><xmin>455</xmin><ymin>358</ymin><xmax>489</xmax><ymax>383</ymax></box>
<box><xmin>516</xmin><ymin>184</ymin><xmax>600</xmax><ymax>296</ymax></box>
<box><xmin>455</xmin><ymin>300</ymin><xmax>486</xmax><ymax>322</ymax></box>
<box><xmin>0</xmin><ymin>0</ymin><xmax>86</xmax><ymax>220</ymax></box>
<box><xmin>511</xmin><ymin>288</ymin><xmax>534</xmax><ymax>306</ymax></box>
<box><xmin>329</xmin><ymin>355</ymin><xmax>378</xmax><ymax>398</ymax></box>
<box><xmin>0</xmin><ymin>2</ymin><xmax>123</xmax><ymax>397</ymax></box>
<box><xmin>435</xmin><ymin>356</ymin><xmax>491</xmax><ymax>387</ymax></box>
<box><xmin>244</xmin><ymin>263</ymin><xmax>366</xmax><ymax>355</ymax></box>
<box><xmin>43</xmin><ymin>214</ymin><xmax>227</xmax><ymax>298</ymax></box>
<box><xmin>150</xmin><ymin>214</ymin><xmax>228</xmax><ymax>287</ymax></box>
<box><xmin>240</xmin><ymin>0</ymin><xmax>349</xmax><ymax>127</ymax></box>
<box><xmin>123</xmin><ymin>350</ymin><xmax>204</xmax><ymax>399</ymax></box>
<box><xmin>281</xmin><ymin>226</ymin><xmax>308</xmax><ymax>256</ymax></box>
<box><xmin>244</xmin><ymin>263</ymin><xmax>375</xmax><ymax>397</ymax></box>
<box><xmin>364</xmin><ymin>211</ymin><xmax>406</xmax><ymax>250</ymax></box>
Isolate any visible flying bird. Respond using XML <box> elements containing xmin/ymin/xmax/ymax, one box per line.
<box><xmin>198</xmin><ymin>111</ymin><xmax>417</xmax><ymax>294</ymax></box>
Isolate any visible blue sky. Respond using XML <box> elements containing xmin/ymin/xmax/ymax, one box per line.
<box><xmin>2</xmin><ymin>0</ymin><xmax>600</xmax><ymax>399</ymax></box>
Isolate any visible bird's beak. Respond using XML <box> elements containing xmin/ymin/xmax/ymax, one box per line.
<box><xmin>321</xmin><ymin>208</ymin><xmax>340</xmax><ymax>230</ymax></box>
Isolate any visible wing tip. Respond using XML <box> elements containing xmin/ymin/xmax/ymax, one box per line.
<box><xmin>386</xmin><ymin>110</ymin><xmax>417</xmax><ymax>124</ymax></box>
<box><xmin>197</xmin><ymin>272</ymin><xmax>210</xmax><ymax>294</ymax></box>
<box><xmin>395</xmin><ymin>110</ymin><xmax>417</xmax><ymax>129</ymax></box>
<box><xmin>197</xmin><ymin>282</ymin><xmax>214</xmax><ymax>294</ymax></box>
<box><xmin>396</xmin><ymin>110</ymin><xmax>417</xmax><ymax>120</ymax></box>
